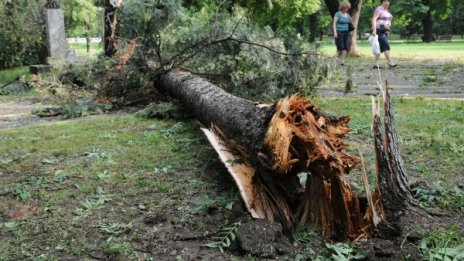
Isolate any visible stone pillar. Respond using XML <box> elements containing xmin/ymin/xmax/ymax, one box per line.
<box><xmin>45</xmin><ymin>0</ymin><xmax>68</xmax><ymax>58</ymax></box>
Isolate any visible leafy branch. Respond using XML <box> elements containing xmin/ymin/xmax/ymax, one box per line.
<box><xmin>202</xmin><ymin>221</ymin><xmax>241</xmax><ymax>253</ymax></box>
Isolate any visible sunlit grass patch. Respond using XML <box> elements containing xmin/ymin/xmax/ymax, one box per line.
<box><xmin>320</xmin><ymin>41</ymin><xmax>464</xmax><ymax>63</ymax></box>
<box><xmin>0</xmin><ymin>66</ymin><xmax>29</xmax><ymax>86</ymax></box>
<box><xmin>316</xmin><ymin>97</ymin><xmax>464</xmax><ymax>186</ymax></box>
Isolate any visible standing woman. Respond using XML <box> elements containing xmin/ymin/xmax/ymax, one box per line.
<box><xmin>372</xmin><ymin>0</ymin><xmax>397</xmax><ymax>68</ymax></box>
<box><xmin>332</xmin><ymin>1</ymin><xmax>351</xmax><ymax>66</ymax></box>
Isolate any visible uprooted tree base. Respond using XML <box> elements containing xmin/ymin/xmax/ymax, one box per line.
<box><xmin>157</xmin><ymin>70</ymin><xmax>435</xmax><ymax>242</ymax></box>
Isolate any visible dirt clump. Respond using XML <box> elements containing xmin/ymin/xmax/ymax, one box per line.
<box><xmin>236</xmin><ymin>219</ymin><xmax>293</xmax><ymax>258</ymax></box>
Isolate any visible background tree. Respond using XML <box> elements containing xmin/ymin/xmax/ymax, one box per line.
<box><xmin>444</xmin><ymin>0</ymin><xmax>464</xmax><ymax>36</ymax></box>
<box><xmin>392</xmin><ymin>0</ymin><xmax>452</xmax><ymax>42</ymax></box>
<box><xmin>0</xmin><ymin>0</ymin><xmax>46</xmax><ymax>69</ymax></box>
<box><xmin>185</xmin><ymin>0</ymin><xmax>322</xmax><ymax>32</ymax></box>
<box><xmin>62</xmin><ymin>0</ymin><xmax>100</xmax><ymax>53</ymax></box>
<box><xmin>103</xmin><ymin>0</ymin><xmax>124</xmax><ymax>56</ymax></box>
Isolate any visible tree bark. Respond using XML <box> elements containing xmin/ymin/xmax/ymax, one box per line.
<box><xmin>158</xmin><ymin>71</ymin><xmax>274</xmax><ymax>159</ymax></box>
<box><xmin>104</xmin><ymin>0</ymin><xmax>118</xmax><ymax>57</ymax></box>
<box><xmin>371</xmin><ymin>86</ymin><xmax>424</xmax><ymax>237</ymax></box>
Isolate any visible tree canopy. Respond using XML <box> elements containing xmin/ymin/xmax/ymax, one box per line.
<box><xmin>62</xmin><ymin>0</ymin><xmax>100</xmax><ymax>38</ymax></box>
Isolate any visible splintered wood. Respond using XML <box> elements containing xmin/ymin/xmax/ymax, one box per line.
<box><xmin>264</xmin><ymin>95</ymin><xmax>359</xmax><ymax>175</ymax></box>
<box><xmin>264</xmin><ymin>95</ymin><xmax>365</xmax><ymax>240</ymax></box>
<box><xmin>203</xmin><ymin>95</ymin><xmax>382</xmax><ymax>241</ymax></box>
<box><xmin>158</xmin><ymin>71</ymin><xmax>419</xmax><ymax>242</ymax></box>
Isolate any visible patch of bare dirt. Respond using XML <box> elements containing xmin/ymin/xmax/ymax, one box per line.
<box><xmin>320</xmin><ymin>60</ymin><xmax>464</xmax><ymax>99</ymax></box>
<box><xmin>6</xmin><ymin>202</ymin><xmax>41</xmax><ymax>220</ymax></box>
<box><xmin>0</xmin><ymin>100</ymin><xmax>59</xmax><ymax>129</ymax></box>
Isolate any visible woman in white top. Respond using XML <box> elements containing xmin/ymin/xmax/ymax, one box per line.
<box><xmin>372</xmin><ymin>0</ymin><xmax>397</xmax><ymax>69</ymax></box>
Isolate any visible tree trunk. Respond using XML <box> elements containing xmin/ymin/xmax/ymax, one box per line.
<box><xmin>85</xmin><ymin>21</ymin><xmax>91</xmax><ymax>53</ymax></box>
<box><xmin>36</xmin><ymin>0</ymin><xmax>49</xmax><ymax>64</ymax></box>
<box><xmin>348</xmin><ymin>0</ymin><xmax>363</xmax><ymax>56</ymax></box>
<box><xmin>157</xmin><ymin>70</ymin><xmax>425</xmax><ymax>241</ymax></box>
<box><xmin>324</xmin><ymin>0</ymin><xmax>338</xmax><ymax>17</ymax></box>
<box><xmin>104</xmin><ymin>0</ymin><xmax>118</xmax><ymax>57</ymax></box>
<box><xmin>296</xmin><ymin>18</ymin><xmax>304</xmax><ymax>36</ymax></box>
<box><xmin>159</xmin><ymin>70</ymin><xmax>275</xmax><ymax>160</ymax></box>
<box><xmin>309</xmin><ymin>14</ymin><xmax>318</xmax><ymax>43</ymax></box>
<box><xmin>422</xmin><ymin>9</ymin><xmax>434</xmax><ymax>42</ymax></box>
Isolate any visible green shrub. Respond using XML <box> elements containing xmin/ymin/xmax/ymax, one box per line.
<box><xmin>117</xmin><ymin>0</ymin><xmax>328</xmax><ymax>101</ymax></box>
<box><xmin>0</xmin><ymin>1</ymin><xmax>45</xmax><ymax>69</ymax></box>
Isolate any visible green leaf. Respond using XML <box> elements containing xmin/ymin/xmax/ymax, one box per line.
<box><xmin>41</xmin><ymin>158</ymin><xmax>55</xmax><ymax>164</ymax></box>
<box><xmin>353</xmin><ymin>252</ymin><xmax>368</xmax><ymax>260</ymax></box>
<box><xmin>331</xmin><ymin>253</ymin><xmax>345</xmax><ymax>261</ymax></box>
<box><xmin>222</xmin><ymin>237</ymin><xmax>231</xmax><ymax>247</ymax></box>
<box><xmin>225</xmin><ymin>202</ymin><xmax>234</xmax><ymax>210</ymax></box>
<box><xmin>4</xmin><ymin>221</ymin><xmax>18</xmax><ymax>228</ymax></box>
<box><xmin>202</xmin><ymin>242</ymin><xmax>220</xmax><ymax>248</ymax></box>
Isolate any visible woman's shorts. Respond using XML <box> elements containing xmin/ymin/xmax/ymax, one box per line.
<box><xmin>335</xmin><ymin>30</ymin><xmax>350</xmax><ymax>51</ymax></box>
<box><xmin>378</xmin><ymin>32</ymin><xmax>391</xmax><ymax>53</ymax></box>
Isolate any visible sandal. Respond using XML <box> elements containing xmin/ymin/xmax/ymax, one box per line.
<box><xmin>388</xmin><ymin>63</ymin><xmax>397</xmax><ymax>68</ymax></box>
<box><xmin>373</xmin><ymin>65</ymin><xmax>382</xmax><ymax>69</ymax></box>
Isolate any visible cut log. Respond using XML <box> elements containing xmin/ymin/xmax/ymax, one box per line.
<box><xmin>157</xmin><ymin>70</ymin><xmax>424</xmax><ymax>241</ymax></box>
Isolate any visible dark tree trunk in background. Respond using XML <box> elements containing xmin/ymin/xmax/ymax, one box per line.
<box><xmin>422</xmin><ymin>9</ymin><xmax>434</xmax><ymax>42</ymax></box>
<box><xmin>85</xmin><ymin>21</ymin><xmax>91</xmax><ymax>53</ymax></box>
<box><xmin>324</xmin><ymin>0</ymin><xmax>338</xmax><ymax>17</ymax></box>
<box><xmin>36</xmin><ymin>0</ymin><xmax>49</xmax><ymax>64</ymax></box>
<box><xmin>309</xmin><ymin>14</ymin><xmax>318</xmax><ymax>43</ymax></box>
<box><xmin>296</xmin><ymin>18</ymin><xmax>304</xmax><ymax>36</ymax></box>
<box><xmin>104</xmin><ymin>0</ymin><xmax>118</xmax><ymax>57</ymax></box>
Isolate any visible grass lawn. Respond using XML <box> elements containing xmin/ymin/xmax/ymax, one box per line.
<box><xmin>320</xmin><ymin>39</ymin><xmax>464</xmax><ymax>63</ymax></box>
<box><xmin>0</xmin><ymin>66</ymin><xmax>30</xmax><ymax>86</ymax></box>
<box><xmin>68</xmin><ymin>42</ymin><xmax>103</xmax><ymax>58</ymax></box>
<box><xmin>0</xmin><ymin>96</ymin><xmax>463</xmax><ymax>260</ymax></box>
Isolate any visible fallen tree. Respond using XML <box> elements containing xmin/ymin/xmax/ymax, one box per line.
<box><xmin>157</xmin><ymin>70</ymin><xmax>425</xmax><ymax>241</ymax></box>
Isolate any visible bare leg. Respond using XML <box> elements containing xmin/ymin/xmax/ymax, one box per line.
<box><xmin>373</xmin><ymin>54</ymin><xmax>380</xmax><ymax>67</ymax></box>
<box><xmin>340</xmin><ymin>50</ymin><xmax>347</xmax><ymax>65</ymax></box>
<box><xmin>384</xmin><ymin>51</ymin><xmax>396</xmax><ymax>66</ymax></box>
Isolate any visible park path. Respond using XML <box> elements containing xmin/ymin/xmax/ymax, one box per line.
<box><xmin>319</xmin><ymin>59</ymin><xmax>464</xmax><ymax>99</ymax></box>
<box><xmin>0</xmin><ymin>100</ymin><xmax>60</xmax><ymax>129</ymax></box>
